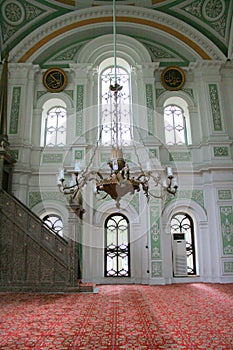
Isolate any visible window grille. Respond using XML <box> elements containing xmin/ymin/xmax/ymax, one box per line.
<box><xmin>164</xmin><ymin>105</ymin><xmax>187</xmax><ymax>145</ymax></box>
<box><xmin>45</xmin><ymin>106</ymin><xmax>66</xmax><ymax>147</ymax></box>
<box><xmin>101</xmin><ymin>66</ymin><xmax>132</xmax><ymax>146</ymax></box>
<box><xmin>43</xmin><ymin>214</ymin><xmax>63</xmax><ymax>237</ymax></box>
<box><xmin>105</xmin><ymin>214</ymin><xmax>130</xmax><ymax>277</ymax></box>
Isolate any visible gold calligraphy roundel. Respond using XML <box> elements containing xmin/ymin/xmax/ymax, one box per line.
<box><xmin>161</xmin><ymin>66</ymin><xmax>185</xmax><ymax>91</ymax></box>
<box><xmin>43</xmin><ymin>68</ymin><xmax>67</xmax><ymax>92</ymax></box>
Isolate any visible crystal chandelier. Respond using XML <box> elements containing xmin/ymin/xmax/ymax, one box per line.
<box><xmin>57</xmin><ymin>0</ymin><xmax>178</xmax><ymax>212</ymax></box>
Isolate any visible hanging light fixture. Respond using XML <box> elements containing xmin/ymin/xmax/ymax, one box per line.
<box><xmin>57</xmin><ymin>0</ymin><xmax>178</xmax><ymax>211</ymax></box>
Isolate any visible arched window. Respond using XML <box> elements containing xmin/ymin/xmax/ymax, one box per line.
<box><xmin>42</xmin><ymin>214</ymin><xmax>63</xmax><ymax>237</ymax></box>
<box><xmin>40</xmin><ymin>98</ymin><xmax>67</xmax><ymax>147</ymax></box>
<box><xmin>105</xmin><ymin>214</ymin><xmax>130</xmax><ymax>277</ymax></box>
<box><xmin>100</xmin><ymin>58</ymin><xmax>132</xmax><ymax>146</ymax></box>
<box><xmin>171</xmin><ymin>213</ymin><xmax>197</xmax><ymax>275</ymax></box>
<box><xmin>164</xmin><ymin>97</ymin><xmax>191</xmax><ymax>145</ymax></box>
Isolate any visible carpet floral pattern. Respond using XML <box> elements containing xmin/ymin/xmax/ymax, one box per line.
<box><xmin>0</xmin><ymin>283</ymin><xmax>232</xmax><ymax>349</ymax></box>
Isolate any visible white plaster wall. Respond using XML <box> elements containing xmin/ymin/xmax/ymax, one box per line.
<box><xmin>7</xmin><ymin>32</ymin><xmax>233</xmax><ymax>285</ymax></box>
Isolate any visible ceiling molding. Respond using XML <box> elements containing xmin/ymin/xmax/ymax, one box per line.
<box><xmin>8</xmin><ymin>6</ymin><xmax>225</xmax><ymax>64</ymax></box>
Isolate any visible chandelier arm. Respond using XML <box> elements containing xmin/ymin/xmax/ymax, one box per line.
<box><xmin>132</xmin><ymin>142</ymin><xmax>145</xmax><ymax>174</ymax></box>
<box><xmin>96</xmin><ymin>192</ymin><xmax>109</xmax><ymax>200</ymax></box>
<box><xmin>137</xmin><ymin>172</ymin><xmax>150</xmax><ymax>181</ymax></box>
<box><xmin>81</xmin><ymin>126</ymin><xmax>103</xmax><ymax>179</ymax></box>
<box><xmin>166</xmin><ymin>185</ymin><xmax>177</xmax><ymax>196</ymax></box>
<box><xmin>149</xmin><ymin>173</ymin><xmax>161</xmax><ymax>186</ymax></box>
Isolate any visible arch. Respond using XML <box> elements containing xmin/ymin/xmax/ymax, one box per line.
<box><xmin>99</xmin><ymin>56</ymin><xmax>131</xmax><ymax>75</ymax></box>
<box><xmin>9</xmin><ymin>6</ymin><xmax>224</xmax><ymax>63</ymax></box>
<box><xmin>156</xmin><ymin>90</ymin><xmax>196</xmax><ymax>109</ymax></box>
<box><xmin>162</xmin><ymin>198</ymin><xmax>207</xmax><ymax>229</ymax></box>
<box><xmin>78</xmin><ymin>34</ymin><xmax>151</xmax><ymax>66</ymax></box>
<box><xmin>157</xmin><ymin>92</ymin><xmax>195</xmax><ymax>146</ymax></box>
<box><xmin>31</xmin><ymin>199</ymin><xmax>69</xmax><ymax>233</ymax></box>
<box><xmin>94</xmin><ymin>199</ymin><xmax>141</xmax><ymax>229</ymax></box>
<box><xmin>162</xmin><ymin>198</ymin><xmax>208</xmax><ymax>279</ymax></box>
<box><xmin>36</xmin><ymin>91</ymin><xmax>74</xmax><ymax>110</ymax></box>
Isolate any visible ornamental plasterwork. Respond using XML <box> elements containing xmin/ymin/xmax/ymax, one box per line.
<box><xmin>184</xmin><ymin>0</ymin><xmax>226</xmax><ymax>36</ymax></box>
<box><xmin>224</xmin><ymin>246</ymin><xmax>233</xmax><ymax>255</ymax></box>
<box><xmin>29</xmin><ymin>191</ymin><xmax>65</xmax><ymax>208</ymax></box>
<box><xmin>218</xmin><ymin>190</ymin><xmax>232</xmax><ymax>201</ymax></box>
<box><xmin>101</xmin><ymin>151</ymin><xmax>132</xmax><ymax>163</ymax></box>
<box><xmin>222</xmin><ymin>224</ymin><xmax>233</xmax><ymax>243</ymax></box>
<box><xmin>152</xmin><ymin>246</ymin><xmax>160</xmax><ymax>258</ymax></box>
<box><xmin>155</xmin><ymin>88</ymin><xmax>194</xmax><ymax>100</ymax></box>
<box><xmin>209</xmin><ymin>84</ymin><xmax>223</xmax><ymax>131</ymax></box>
<box><xmin>151</xmin><ymin>222</ymin><xmax>160</xmax><ymax>243</ymax></box>
<box><xmin>45</xmin><ymin>44</ymin><xmax>85</xmax><ymax>66</ymax></box>
<box><xmin>146</xmin><ymin>84</ymin><xmax>155</xmax><ymax>136</ymax></box>
<box><xmin>220</xmin><ymin>206</ymin><xmax>233</xmax><ymax>256</ymax></box>
<box><xmin>9</xmin><ymin>86</ymin><xmax>21</xmax><ymax>134</ymax></box>
<box><xmin>223</xmin><ymin>261</ymin><xmax>233</xmax><ymax>273</ymax></box>
<box><xmin>1</xmin><ymin>0</ymin><xmax>45</xmax><ymax>43</ymax></box>
<box><xmin>74</xmin><ymin>149</ymin><xmax>84</xmax><ymax>160</ymax></box>
<box><xmin>76</xmin><ymin>85</ymin><xmax>84</xmax><ymax>137</ymax></box>
<box><xmin>142</xmin><ymin>42</ymin><xmax>175</xmax><ymax>60</ymax></box>
<box><xmin>150</xmin><ymin>206</ymin><xmax>161</xmax><ymax>260</ymax></box>
<box><xmin>213</xmin><ymin>147</ymin><xmax>229</xmax><ymax>157</ymax></box>
<box><xmin>169</xmin><ymin>151</ymin><xmax>191</xmax><ymax>162</ymax></box>
<box><xmin>182</xmin><ymin>88</ymin><xmax>194</xmax><ymax>99</ymax></box>
<box><xmin>36</xmin><ymin>91</ymin><xmax>47</xmax><ymax>100</ymax></box>
<box><xmin>52</xmin><ymin>47</ymin><xmax>81</xmax><ymax>61</ymax></box>
<box><xmin>149</xmin><ymin>149</ymin><xmax>157</xmax><ymax>158</ymax></box>
<box><xmin>151</xmin><ymin>261</ymin><xmax>162</xmax><ymax>277</ymax></box>
<box><xmin>164</xmin><ymin>189</ymin><xmax>205</xmax><ymax>209</ymax></box>
<box><xmin>10</xmin><ymin>6</ymin><xmax>223</xmax><ymax>63</ymax></box>
<box><xmin>171</xmin><ymin>0</ymin><xmax>230</xmax><ymax>44</ymax></box>
<box><xmin>64</xmin><ymin>90</ymin><xmax>74</xmax><ymax>100</ymax></box>
<box><xmin>2</xmin><ymin>1</ymin><xmax>25</xmax><ymax>26</ymax></box>
<box><xmin>42</xmin><ymin>154</ymin><xmax>63</xmax><ymax>164</ymax></box>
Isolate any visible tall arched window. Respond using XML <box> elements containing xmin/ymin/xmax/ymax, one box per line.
<box><xmin>164</xmin><ymin>105</ymin><xmax>187</xmax><ymax>145</ymax></box>
<box><xmin>164</xmin><ymin>97</ymin><xmax>191</xmax><ymax>145</ymax></box>
<box><xmin>105</xmin><ymin>214</ymin><xmax>130</xmax><ymax>277</ymax></box>
<box><xmin>45</xmin><ymin>107</ymin><xmax>66</xmax><ymax>147</ymax></box>
<box><xmin>40</xmin><ymin>98</ymin><xmax>67</xmax><ymax>147</ymax></box>
<box><xmin>100</xmin><ymin>58</ymin><xmax>132</xmax><ymax>146</ymax></box>
<box><xmin>171</xmin><ymin>213</ymin><xmax>197</xmax><ymax>275</ymax></box>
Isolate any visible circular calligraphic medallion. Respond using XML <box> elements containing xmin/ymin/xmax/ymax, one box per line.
<box><xmin>161</xmin><ymin>66</ymin><xmax>185</xmax><ymax>91</ymax></box>
<box><xmin>43</xmin><ymin>68</ymin><xmax>67</xmax><ymax>92</ymax></box>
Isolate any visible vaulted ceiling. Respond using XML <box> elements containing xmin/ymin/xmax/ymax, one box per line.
<box><xmin>0</xmin><ymin>0</ymin><xmax>232</xmax><ymax>67</ymax></box>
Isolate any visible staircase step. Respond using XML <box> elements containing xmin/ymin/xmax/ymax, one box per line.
<box><xmin>78</xmin><ymin>282</ymin><xmax>97</xmax><ymax>293</ymax></box>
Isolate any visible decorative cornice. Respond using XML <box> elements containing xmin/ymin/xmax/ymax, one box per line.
<box><xmin>9</xmin><ymin>6</ymin><xmax>224</xmax><ymax>63</ymax></box>
<box><xmin>189</xmin><ymin>60</ymin><xmax>223</xmax><ymax>70</ymax></box>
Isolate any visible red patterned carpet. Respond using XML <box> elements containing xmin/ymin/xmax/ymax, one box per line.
<box><xmin>0</xmin><ymin>283</ymin><xmax>232</xmax><ymax>349</ymax></box>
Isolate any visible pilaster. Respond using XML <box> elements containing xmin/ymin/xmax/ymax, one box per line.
<box><xmin>67</xmin><ymin>205</ymin><xmax>82</xmax><ymax>285</ymax></box>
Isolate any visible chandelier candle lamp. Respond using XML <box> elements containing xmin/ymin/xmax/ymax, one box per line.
<box><xmin>57</xmin><ymin>162</ymin><xmax>86</xmax><ymax>218</ymax></box>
